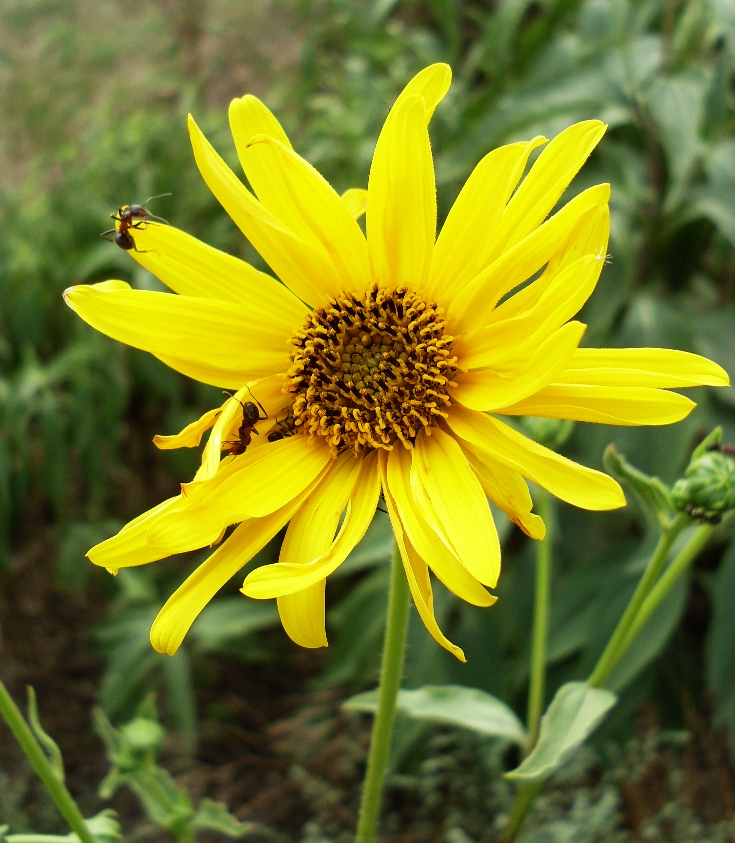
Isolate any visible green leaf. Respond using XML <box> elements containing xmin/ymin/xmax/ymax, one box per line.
<box><xmin>192</xmin><ymin>798</ymin><xmax>259</xmax><ymax>838</ymax></box>
<box><xmin>505</xmin><ymin>683</ymin><xmax>617</xmax><ymax>782</ymax></box>
<box><xmin>647</xmin><ymin>71</ymin><xmax>708</xmax><ymax>205</ymax></box>
<box><xmin>26</xmin><ymin>687</ymin><xmax>65</xmax><ymax>783</ymax></box>
<box><xmin>344</xmin><ymin>685</ymin><xmax>528</xmax><ymax>746</ymax></box>
<box><xmin>603</xmin><ymin>444</ymin><xmax>673</xmax><ymax>524</ymax></box>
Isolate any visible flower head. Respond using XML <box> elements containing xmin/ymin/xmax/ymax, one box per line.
<box><xmin>64</xmin><ymin>64</ymin><xmax>729</xmax><ymax>661</ymax></box>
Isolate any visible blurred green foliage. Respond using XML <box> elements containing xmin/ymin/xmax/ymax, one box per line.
<box><xmin>1</xmin><ymin>0</ymin><xmax>735</xmax><ymax>781</ymax></box>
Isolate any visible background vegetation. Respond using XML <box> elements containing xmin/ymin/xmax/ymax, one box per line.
<box><xmin>1</xmin><ymin>0</ymin><xmax>734</xmax><ymax>840</ymax></box>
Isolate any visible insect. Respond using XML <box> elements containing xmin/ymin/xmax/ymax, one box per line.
<box><xmin>267</xmin><ymin>414</ymin><xmax>295</xmax><ymax>442</ymax></box>
<box><xmin>222</xmin><ymin>389</ymin><xmax>268</xmax><ymax>456</ymax></box>
<box><xmin>100</xmin><ymin>193</ymin><xmax>171</xmax><ymax>253</ymax></box>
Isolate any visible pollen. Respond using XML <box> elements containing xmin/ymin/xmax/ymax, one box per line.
<box><xmin>286</xmin><ymin>285</ymin><xmax>459</xmax><ymax>456</ymax></box>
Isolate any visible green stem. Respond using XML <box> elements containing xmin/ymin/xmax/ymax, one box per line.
<box><xmin>501</xmin><ymin>781</ymin><xmax>545</xmax><ymax>843</ymax></box>
<box><xmin>588</xmin><ymin>512</ymin><xmax>689</xmax><ymax>688</ymax></box>
<box><xmin>616</xmin><ymin>523</ymin><xmax>713</xmax><ymax>657</ymax></box>
<box><xmin>526</xmin><ymin>491</ymin><xmax>553</xmax><ymax>749</ymax></box>
<box><xmin>0</xmin><ymin>680</ymin><xmax>97</xmax><ymax>843</ymax></box>
<box><xmin>354</xmin><ymin>540</ymin><xmax>411</xmax><ymax>843</ymax></box>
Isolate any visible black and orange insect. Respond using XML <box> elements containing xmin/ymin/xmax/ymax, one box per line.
<box><xmin>222</xmin><ymin>389</ymin><xmax>268</xmax><ymax>456</ymax></box>
<box><xmin>101</xmin><ymin>193</ymin><xmax>171</xmax><ymax>253</ymax></box>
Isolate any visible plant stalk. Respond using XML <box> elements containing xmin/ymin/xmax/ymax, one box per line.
<box><xmin>526</xmin><ymin>490</ymin><xmax>553</xmax><ymax>749</ymax></box>
<box><xmin>616</xmin><ymin>522</ymin><xmax>713</xmax><ymax>657</ymax></box>
<box><xmin>354</xmin><ymin>540</ymin><xmax>411</xmax><ymax>843</ymax></box>
<box><xmin>0</xmin><ymin>679</ymin><xmax>97</xmax><ymax>843</ymax></box>
<box><xmin>588</xmin><ymin>512</ymin><xmax>689</xmax><ymax>688</ymax></box>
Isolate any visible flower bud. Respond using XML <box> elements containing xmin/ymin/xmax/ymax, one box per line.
<box><xmin>672</xmin><ymin>442</ymin><xmax>735</xmax><ymax>524</ymax></box>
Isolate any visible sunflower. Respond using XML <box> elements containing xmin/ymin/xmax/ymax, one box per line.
<box><xmin>64</xmin><ymin>64</ymin><xmax>729</xmax><ymax>661</ymax></box>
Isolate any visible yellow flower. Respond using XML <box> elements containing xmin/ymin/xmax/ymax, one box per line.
<box><xmin>64</xmin><ymin>64</ymin><xmax>729</xmax><ymax>661</ymax></box>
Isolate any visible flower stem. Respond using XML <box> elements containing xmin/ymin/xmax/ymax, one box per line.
<box><xmin>354</xmin><ymin>540</ymin><xmax>411</xmax><ymax>843</ymax></box>
<box><xmin>501</xmin><ymin>781</ymin><xmax>545</xmax><ymax>843</ymax></box>
<box><xmin>0</xmin><ymin>678</ymin><xmax>97</xmax><ymax>843</ymax></box>
<box><xmin>526</xmin><ymin>490</ymin><xmax>552</xmax><ymax>748</ymax></box>
<box><xmin>615</xmin><ymin>522</ymin><xmax>713</xmax><ymax>658</ymax></box>
<box><xmin>588</xmin><ymin>512</ymin><xmax>689</xmax><ymax>688</ymax></box>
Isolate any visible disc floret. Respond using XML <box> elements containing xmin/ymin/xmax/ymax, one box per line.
<box><xmin>287</xmin><ymin>285</ymin><xmax>459</xmax><ymax>456</ymax></box>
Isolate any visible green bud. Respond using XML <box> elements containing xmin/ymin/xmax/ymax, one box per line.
<box><xmin>120</xmin><ymin>717</ymin><xmax>165</xmax><ymax>754</ymax></box>
<box><xmin>672</xmin><ymin>441</ymin><xmax>735</xmax><ymax>524</ymax></box>
<box><xmin>520</xmin><ymin>417</ymin><xmax>575</xmax><ymax>450</ymax></box>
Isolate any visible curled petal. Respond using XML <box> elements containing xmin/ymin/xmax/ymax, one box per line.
<box><xmin>340</xmin><ymin>188</ymin><xmax>368</xmax><ymax>220</ymax></box>
<box><xmin>154</xmin><ymin>408</ymin><xmax>221</xmax><ymax>450</ymax></box>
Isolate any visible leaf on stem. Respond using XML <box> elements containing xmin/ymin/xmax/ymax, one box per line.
<box><xmin>344</xmin><ymin>685</ymin><xmax>528</xmax><ymax>746</ymax></box>
<box><xmin>505</xmin><ymin>682</ymin><xmax>616</xmax><ymax>782</ymax></box>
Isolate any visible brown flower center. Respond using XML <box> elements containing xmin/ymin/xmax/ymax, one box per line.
<box><xmin>286</xmin><ymin>285</ymin><xmax>459</xmax><ymax>456</ymax></box>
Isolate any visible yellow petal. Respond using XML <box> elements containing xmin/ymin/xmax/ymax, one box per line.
<box><xmin>413</xmin><ymin>428</ymin><xmax>501</xmax><ymax>587</ymax></box>
<box><xmin>457</xmin><ymin>255</ymin><xmax>604</xmax><ymax>370</ymax></box>
<box><xmin>154</xmin><ymin>407</ymin><xmax>221</xmax><ymax>450</ymax></box>
<box><xmin>243</xmin><ymin>134</ymin><xmax>370</xmax><ymax>294</ymax></box>
<box><xmin>368</xmin><ymin>64</ymin><xmax>452</xmax><ymax>288</ymax></box>
<box><xmin>391</xmin><ymin>63</ymin><xmax>453</xmax><ymax>117</ymax></box>
<box><xmin>491</xmin><ymin>120</ymin><xmax>607</xmax><ymax>257</ymax></box>
<box><xmin>149</xmin><ymin>499</ymin><xmax>302</xmax><ymax>656</ymax></box>
<box><xmin>146</xmin><ymin>436</ymin><xmax>333</xmax><ymax>552</ymax></box>
<box><xmin>453</xmin><ymin>321</ymin><xmax>586</xmax><ymax>411</ymax></box>
<box><xmin>559</xmin><ymin>348</ymin><xmax>731</xmax><ymax>388</ymax></box>
<box><xmin>188</xmin><ymin>114</ymin><xmax>338</xmax><ymax>306</ymax></box>
<box><xmin>116</xmin><ymin>223</ymin><xmax>308</xmax><ymax>327</ymax></box>
<box><xmin>87</xmin><ymin>496</ymin><xmax>183</xmax><ymax>573</ymax></box>
<box><xmin>277</xmin><ymin>583</ymin><xmax>328</xmax><ymax>648</ymax></box>
<box><xmin>229</xmin><ymin>93</ymin><xmax>293</xmax><ymax>152</ymax></box>
<box><xmin>367</xmin><ymin>95</ymin><xmax>436</xmax><ymax>289</ymax></box>
<box><xmin>448</xmin><ymin>185</ymin><xmax>610</xmax><ymax>333</ymax></box>
<box><xmin>447</xmin><ymin>406</ymin><xmax>625</xmax><ymax>511</ymax></box>
<box><xmin>379</xmin><ymin>452</ymin><xmax>466</xmax><ymax>661</ymax></box>
<box><xmin>425</xmin><ymin>137</ymin><xmax>546</xmax><ymax>302</ymax></box>
<box><xmin>242</xmin><ymin>452</ymin><xmax>379</xmax><ymax>598</ymax></box>
<box><xmin>340</xmin><ymin>188</ymin><xmax>368</xmax><ymax>220</ymax></box>
<box><xmin>382</xmin><ymin>447</ymin><xmax>496</xmax><ymax>605</ymax></box>
<box><xmin>461</xmin><ymin>443</ymin><xmax>546</xmax><ymax>540</ymax></box>
<box><xmin>491</xmin><ymin>203</ymin><xmax>609</xmax><ymax>323</ymax></box>
<box><xmin>63</xmin><ymin>282</ymin><xmax>286</xmax><ymax>387</ymax></box>
<box><xmin>498</xmin><ymin>384</ymin><xmax>696</xmax><ymax>425</ymax></box>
